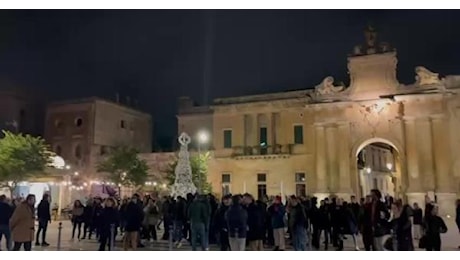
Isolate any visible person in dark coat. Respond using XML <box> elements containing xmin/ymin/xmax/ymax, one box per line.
<box><xmin>81</xmin><ymin>198</ymin><xmax>93</xmax><ymax>240</ymax></box>
<box><xmin>214</xmin><ymin>194</ymin><xmax>231</xmax><ymax>250</ymax></box>
<box><xmin>90</xmin><ymin>197</ymin><xmax>103</xmax><ymax>240</ymax></box>
<box><xmin>390</xmin><ymin>201</ymin><xmax>413</xmax><ymax>251</ymax></box>
<box><xmin>370</xmin><ymin>189</ymin><xmax>390</xmax><ymax>251</ymax></box>
<box><xmin>423</xmin><ymin>203</ymin><xmax>447</xmax><ymax>251</ymax></box>
<box><xmin>243</xmin><ymin>193</ymin><xmax>265</xmax><ymax>251</ymax></box>
<box><xmin>172</xmin><ymin>196</ymin><xmax>187</xmax><ymax>247</ymax></box>
<box><xmin>0</xmin><ymin>195</ymin><xmax>13</xmax><ymax>251</ymax></box>
<box><xmin>225</xmin><ymin>195</ymin><xmax>248</xmax><ymax>251</ymax></box>
<box><xmin>35</xmin><ymin>194</ymin><xmax>51</xmax><ymax>246</ymax></box>
<box><xmin>123</xmin><ymin>194</ymin><xmax>144</xmax><ymax>250</ymax></box>
<box><xmin>360</xmin><ymin>195</ymin><xmax>374</xmax><ymax>251</ymax></box>
<box><xmin>98</xmin><ymin>198</ymin><xmax>119</xmax><ymax>251</ymax></box>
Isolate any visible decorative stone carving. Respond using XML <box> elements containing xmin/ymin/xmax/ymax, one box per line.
<box><xmin>170</xmin><ymin>132</ymin><xmax>197</xmax><ymax>198</ymax></box>
<box><xmin>315</xmin><ymin>76</ymin><xmax>345</xmax><ymax>95</ymax></box>
<box><xmin>415</xmin><ymin>66</ymin><xmax>441</xmax><ymax>86</ymax></box>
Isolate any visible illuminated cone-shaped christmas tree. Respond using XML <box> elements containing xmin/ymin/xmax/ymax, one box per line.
<box><xmin>170</xmin><ymin>132</ymin><xmax>197</xmax><ymax>198</ymax></box>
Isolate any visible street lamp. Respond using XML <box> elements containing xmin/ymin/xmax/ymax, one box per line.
<box><xmin>366</xmin><ymin>167</ymin><xmax>372</xmax><ymax>174</ymax></box>
<box><xmin>196</xmin><ymin>130</ymin><xmax>209</xmax><ymax>194</ymax></box>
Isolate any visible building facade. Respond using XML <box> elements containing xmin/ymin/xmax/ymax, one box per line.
<box><xmin>178</xmin><ymin>28</ymin><xmax>460</xmax><ymax>215</ymax></box>
<box><xmin>44</xmin><ymin>97</ymin><xmax>152</xmax><ymax>179</ymax></box>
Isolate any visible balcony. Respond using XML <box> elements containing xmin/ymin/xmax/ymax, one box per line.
<box><xmin>231</xmin><ymin>144</ymin><xmax>293</xmax><ymax>160</ymax></box>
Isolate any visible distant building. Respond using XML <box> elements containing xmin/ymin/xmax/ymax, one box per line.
<box><xmin>0</xmin><ymin>80</ymin><xmax>45</xmax><ymax>136</ymax></box>
<box><xmin>44</xmin><ymin>97</ymin><xmax>152</xmax><ymax>178</ymax></box>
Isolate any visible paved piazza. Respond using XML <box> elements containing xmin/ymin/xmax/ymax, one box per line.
<box><xmin>21</xmin><ymin>219</ymin><xmax>459</xmax><ymax>251</ymax></box>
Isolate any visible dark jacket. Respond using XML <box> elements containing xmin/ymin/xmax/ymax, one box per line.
<box><xmin>188</xmin><ymin>199</ymin><xmax>210</xmax><ymax>225</ymax></box>
<box><xmin>92</xmin><ymin>204</ymin><xmax>104</xmax><ymax>226</ymax></box>
<box><xmin>413</xmin><ymin>208</ymin><xmax>423</xmax><ymax>225</ymax></box>
<box><xmin>83</xmin><ymin>205</ymin><xmax>93</xmax><ymax>223</ymax></box>
<box><xmin>288</xmin><ymin>203</ymin><xmax>307</xmax><ymax>229</ymax></box>
<box><xmin>37</xmin><ymin>200</ymin><xmax>51</xmax><ymax>221</ymax></box>
<box><xmin>214</xmin><ymin>204</ymin><xmax>229</xmax><ymax>231</ymax></box>
<box><xmin>99</xmin><ymin>207</ymin><xmax>120</xmax><ymax>234</ymax></box>
<box><xmin>173</xmin><ymin>199</ymin><xmax>187</xmax><ymax>222</ymax></box>
<box><xmin>246</xmin><ymin>202</ymin><xmax>266</xmax><ymax>241</ymax></box>
<box><xmin>268</xmin><ymin>203</ymin><xmax>286</xmax><ymax>229</ymax></box>
<box><xmin>225</xmin><ymin>204</ymin><xmax>248</xmax><ymax>238</ymax></box>
<box><xmin>0</xmin><ymin>201</ymin><xmax>13</xmax><ymax>225</ymax></box>
<box><xmin>124</xmin><ymin>201</ymin><xmax>144</xmax><ymax>232</ymax></box>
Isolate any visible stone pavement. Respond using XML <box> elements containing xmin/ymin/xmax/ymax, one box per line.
<box><xmin>28</xmin><ymin>219</ymin><xmax>460</xmax><ymax>251</ymax></box>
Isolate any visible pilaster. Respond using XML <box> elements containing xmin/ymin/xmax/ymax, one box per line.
<box><xmin>325</xmin><ymin>125</ymin><xmax>338</xmax><ymax>192</ymax></box>
<box><xmin>315</xmin><ymin>124</ymin><xmax>327</xmax><ymax>193</ymax></box>
<box><xmin>417</xmin><ymin>118</ymin><xmax>435</xmax><ymax>190</ymax></box>
<box><xmin>338</xmin><ymin>122</ymin><xmax>353</xmax><ymax>194</ymax></box>
<box><xmin>431</xmin><ymin>115</ymin><xmax>454</xmax><ymax>193</ymax></box>
<box><xmin>403</xmin><ymin>118</ymin><xmax>421</xmax><ymax>193</ymax></box>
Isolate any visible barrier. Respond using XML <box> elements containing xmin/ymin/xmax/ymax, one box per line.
<box><xmin>168</xmin><ymin>225</ymin><xmax>173</xmax><ymax>251</ymax></box>
<box><xmin>57</xmin><ymin>222</ymin><xmax>62</xmax><ymax>251</ymax></box>
<box><xmin>110</xmin><ymin>224</ymin><xmax>116</xmax><ymax>251</ymax></box>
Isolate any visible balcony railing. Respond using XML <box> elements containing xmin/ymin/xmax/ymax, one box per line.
<box><xmin>231</xmin><ymin>144</ymin><xmax>293</xmax><ymax>158</ymax></box>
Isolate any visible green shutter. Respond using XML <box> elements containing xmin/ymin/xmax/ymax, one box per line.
<box><xmin>294</xmin><ymin>125</ymin><xmax>304</xmax><ymax>144</ymax></box>
<box><xmin>223</xmin><ymin>130</ymin><xmax>232</xmax><ymax>148</ymax></box>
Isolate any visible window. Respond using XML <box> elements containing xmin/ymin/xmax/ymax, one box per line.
<box><xmin>259</xmin><ymin>127</ymin><xmax>267</xmax><ymax>155</ymax></box>
<box><xmin>55</xmin><ymin>145</ymin><xmax>62</xmax><ymax>156</ymax></box>
<box><xmin>294</xmin><ymin>125</ymin><xmax>304</xmax><ymax>144</ymax></box>
<box><xmin>295</xmin><ymin>172</ymin><xmax>306</xmax><ymax>182</ymax></box>
<box><xmin>257</xmin><ymin>173</ymin><xmax>266</xmax><ymax>182</ymax></box>
<box><xmin>295</xmin><ymin>172</ymin><xmax>306</xmax><ymax>197</ymax></box>
<box><xmin>257</xmin><ymin>184</ymin><xmax>267</xmax><ymax>200</ymax></box>
<box><xmin>222</xmin><ymin>173</ymin><xmax>231</xmax><ymax>183</ymax></box>
<box><xmin>120</xmin><ymin>120</ymin><xmax>126</xmax><ymax>129</ymax></box>
<box><xmin>74</xmin><ymin>145</ymin><xmax>82</xmax><ymax>159</ymax></box>
<box><xmin>223</xmin><ymin>129</ymin><xmax>232</xmax><ymax>149</ymax></box>
<box><xmin>75</xmin><ymin>118</ymin><xmax>83</xmax><ymax>127</ymax></box>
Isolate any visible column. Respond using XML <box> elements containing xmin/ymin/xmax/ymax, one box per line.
<box><xmin>417</xmin><ymin>118</ymin><xmax>435</xmax><ymax>190</ymax></box>
<box><xmin>431</xmin><ymin>115</ymin><xmax>453</xmax><ymax>192</ymax></box>
<box><xmin>326</xmin><ymin>125</ymin><xmax>338</xmax><ymax>192</ymax></box>
<box><xmin>431</xmin><ymin>115</ymin><xmax>456</xmax><ymax>216</ymax></box>
<box><xmin>404</xmin><ymin>118</ymin><xmax>421</xmax><ymax>191</ymax></box>
<box><xmin>404</xmin><ymin>117</ymin><xmax>424</xmax><ymax>207</ymax></box>
<box><xmin>338</xmin><ymin>122</ymin><xmax>352</xmax><ymax>194</ymax></box>
<box><xmin>315</xmin><ymin>124</ymin><xmax>327</xmax><ymax>193</ymax></box>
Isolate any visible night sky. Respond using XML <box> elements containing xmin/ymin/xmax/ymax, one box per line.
<box><xmin>1</xmin><ymin>10</ymin><xmax>460</xmax><ymax>150</ymax></box>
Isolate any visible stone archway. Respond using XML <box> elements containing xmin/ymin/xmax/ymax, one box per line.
<box><xmin>350</xmin><ymin>136</ymin><xmax>407</xmax><ymax>199</ymax></box>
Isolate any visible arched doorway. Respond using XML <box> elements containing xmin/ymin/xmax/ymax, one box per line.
<box><xmin>353</xmin><ymin>138</ymin><xmax>403</xmax><ymax>199</ymax></box>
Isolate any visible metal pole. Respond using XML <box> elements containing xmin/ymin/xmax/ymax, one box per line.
<box><xmin>198</xmin><ymin>144</ymin><xmax>202</xmax><ymax>194</ymax></box>
<box><xmin>168</xmin><ymin>225</ymin><xmax>173</xmax><ymax>251</ymax></box>
<box><xmin>57</xmin><ymin>222</ymin><xmax>62</xmax><ymax>251</ymax></box>
<box><xmin>110</xmin><ymin>224</ymin><xmax>115</xmax><ymax>251</ymax></box>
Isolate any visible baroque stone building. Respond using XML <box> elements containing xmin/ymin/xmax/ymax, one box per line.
<box><xmin>178</xmin><ymin>28</ymin><xmax>460</xmax><ymax>215</ymax></box>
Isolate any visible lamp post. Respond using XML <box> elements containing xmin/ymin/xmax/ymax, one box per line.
<box><xmin>197</xmin><ymin>130</ymin><xmax>209</xmax><ymax>194</ymax></box>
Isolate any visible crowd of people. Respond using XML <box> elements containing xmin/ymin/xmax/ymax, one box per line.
<box><xmin>0</xmin><ymin>188</ymin><xmax>454</xmax><ymax>251</ymax></box>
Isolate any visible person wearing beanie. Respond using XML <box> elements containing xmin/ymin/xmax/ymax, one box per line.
<box><xmin>226</xmin><ymin>195</ymin><xmax>248</xmax><ymax>251</ymax></box>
